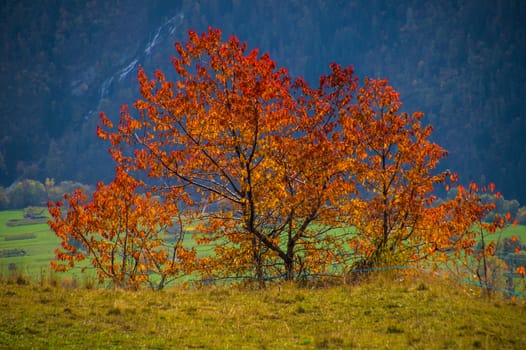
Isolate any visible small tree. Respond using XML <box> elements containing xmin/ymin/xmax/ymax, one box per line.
<box><xmin>340</xmin><ymin>78</ymin><xmax>449</xmax><ymax>269</ymax></box>
<box><xmin>48</xmin><ymin>167</ymin><xmax>195</xmax><ymax>290</ymax></box>
<box><xmin>434</xmin><ymin>182</ymin><xmax>511</xmax><ymax>296</ymax></box>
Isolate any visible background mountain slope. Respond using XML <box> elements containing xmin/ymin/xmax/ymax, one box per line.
<box><xmin>1</xmin><ymin>0</ymin><xmax>525</xmax><ymax>203</ymax></box>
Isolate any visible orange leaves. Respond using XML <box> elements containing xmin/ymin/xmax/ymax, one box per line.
<box><xmin>133</xmin><ymin>99</ymin><xmax>150</xmax><ymax>111</ymax></box>
<box><xmin>488</xmin><ymin>182</ymin><xmax>496</xmax><ymax>193</ymax></box>
<box><xmin>96</xmin><ymin>113</ymin><xmax>113</xmax><ymax>140</ymax></box>
<box><xmin>485</xmin><ymin>241</ymin><xmax>497</xmax><ymax>256</ymax></box>
<box><xmin>435</xmin><ymin>178</ymin><xmax>517</xmax><ymax>293</ymax></box>
<box><xmin>446</xmin><ymin>173</ymin><xmax>459</xmax><ymax>193</ymax></box>
<box><xmin>83</xmin><ymin>26</ymin><xmax>519</xmax><ymax>284</ymax></box>
<box><xmin>117</xmin><ymin>26</ymin><xmax>361</xmax><ymax>279</ymax></box>
<box><xmin>339</xmin><ymin>75</ymin><xmax>451</xmax><ymax>268</ymax></box>
<box><xmin>48</xmin><ymin>168</ymin><xmax>193</xmax><ymax>289</ymax></box>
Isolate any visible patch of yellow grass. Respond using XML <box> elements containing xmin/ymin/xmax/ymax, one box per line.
<box><xmin>1</xmin><ymin>272</ymin><xmax>525</xmax><ymax>349</ymax></box>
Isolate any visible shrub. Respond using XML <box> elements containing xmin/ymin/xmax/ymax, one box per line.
<box><xmin>6</xmin><ymin>218</ymin><xmax>48</xmax><ymax>226</ymax></box>
<box><xmin>4</xmin><ymin>233</ymin><xmax>36</xmax><ymax>241</ymax></box>
<box><xmin>23</xmin><ymin>206</ymin><xmax>46</xmax><ymax>219</ymax></box>
<box><xmin>46</xmin><ymin>180</ymin><xmax>94</xmax><ymax>202</ymax></box>
<box><xmin>0</xmin><ymin>248</ymin><xmax>27</xmax><ymax>258</ymax></box>
<box><xmin>516</xmin><ymin>207</ymin><xmax>526</xmax><ymax>225</ymax></box>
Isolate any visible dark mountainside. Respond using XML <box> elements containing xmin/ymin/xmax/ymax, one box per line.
<box><xmin>1</xmin><ymin>0</ymin><xmax>525</xmax><ymax>203</ymax></box>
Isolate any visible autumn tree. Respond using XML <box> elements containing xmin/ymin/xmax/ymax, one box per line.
<box><xmin>337</xmin><ymin>79</ymin><xmax>514</xmax><ymax>283</ymax></box>
<box><xmin>62</xmin><ymin>26</ymin><xmax>515</xmax><ymax>287</ymax></box>
<box><xmin>48</xmin><ymin>167</ymin><xmax>195</xmax><ymax>290</ymax></box>
<box><xmin>97</xmin><ymin>28</ymin><xmax>356</xmax><ymax>282</ymax></box>
<box><xmin>432</xmin><ymin>182</ymin><xmax>513</xmax><ymax>295</ymax></box>
<box><xmin>337</xmin><ymin>78</ymin><xmax>450</xmax><ymax>269</ymax></box>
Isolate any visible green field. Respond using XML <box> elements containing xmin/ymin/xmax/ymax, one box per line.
<box><xmin>0</xmin><ymin>272</ymin><xmax>525</xmax><ymax>349</ymax></box>
<box><xmin>485</xmin><ymin>223</ymin><xmax>526</xmax><ymax>242</ymax></box>
<box><xmin>0</xmin><ymin>210</ymin><xmax>215</xmax><ymax>281</ymax></box>
<box><xmin>1</xmin><ymin>208</ymin><xmax>526</xmax><ymax>280</ymax></box>
<box><xmin>0</xmin><ymin>210</ymin><xmax>60</xmax><ymax>277</ymax></box>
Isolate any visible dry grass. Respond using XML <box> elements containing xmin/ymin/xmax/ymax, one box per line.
<box><xmin>0</xmin><ymin>272</ymin><xmax>525</xmax><ymax>349</ymax></box>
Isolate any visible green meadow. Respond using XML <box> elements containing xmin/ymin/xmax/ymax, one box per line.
<box><xmin>0</xmin><ymin>210</ymin><xmax>60</xmax><ymax>277</ymax></box>
<box><xmin>1</xmin><ymin>208</ymin><xmax>525</xmax><ymax>279</ymax></box>
<box><xmin>486</xmin><ymin>223</ymin><xmax>526</xmax><ymax>242</ymax></box>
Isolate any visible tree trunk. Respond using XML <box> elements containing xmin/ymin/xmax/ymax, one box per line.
<box><xmin>252</xmin><ymin>236</ymin><xmax>265</xmax><ymax>288</ymax></box>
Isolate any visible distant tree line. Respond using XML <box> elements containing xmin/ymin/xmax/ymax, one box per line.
<box><xmin>0</xmin><ymin>178</ymin><xmax>92</xmax><ymax>210</ymax></box>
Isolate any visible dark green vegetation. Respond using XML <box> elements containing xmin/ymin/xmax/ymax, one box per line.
<box><xmin>3</xmin><ymin>233</ymin><xmax>36</xmax><ymax>241</ymax></box>
<box><xmin>1</xmin><ymin>0</ymin><xmax>525</xmax><ymax>204</ymax></box>
<box><xmin>0</xmin><ymin>249</ymin><xmax>27</xmax><ymax>258</ymax></box>
<box><xmin>1</xmin><ymin>273</ymin><xmax>525</xmax><ymax>349</ymax></box>
<box><xmin>0</xmin><ymin>179</ymin><xmax>93</xmax><ymax>210</ymax></box>
<box><xmin>5</xmin><ymin>218</ymin><xmax>48</xmax><ymax>227</ymax></box>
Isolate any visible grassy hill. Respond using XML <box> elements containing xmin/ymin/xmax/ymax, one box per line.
<box><xmin>1</xmin><ymin>209</ymin><xmax>526</xmax><ymax>348</ymax></box>
<box><xmin>0</xmin><ymin>272</ymin><xmax>525</xmax><ymax>349</ymax></box>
